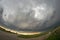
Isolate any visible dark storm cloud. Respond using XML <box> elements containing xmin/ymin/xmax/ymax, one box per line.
<box><xmin>0</xmin><ymin>0</ymin><xmax>60</xmax><ymax>32</ymax></box>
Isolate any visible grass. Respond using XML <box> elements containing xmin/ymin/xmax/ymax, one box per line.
<box><xmin>18</xmin><ymin>32</ymin><xmax>48</xmax><ymax>38</ymax></box>
<box><xmin>46</xmin><ymin>27</ymin><xmax>60</xmax><ymax>40</ymax></box>
<box><xmin>0</xmin><ymin>26</ymin><xmax>48</xmax><ymax>38</ymax></box>
<box><xmin>0</xmin><ymin>26</ymin><xmax>49</xmax><ymax>38</ymax></box>
<box><xmin>0</xmin><ymin>25</ymin><xmax>60</xmax><ymax>39</ymax></box>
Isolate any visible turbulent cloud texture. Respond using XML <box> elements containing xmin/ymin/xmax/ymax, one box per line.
<box><xmin>0</xmin><ymin>0</ymin><xmax>60</xmax><ymax>32</ymax></box>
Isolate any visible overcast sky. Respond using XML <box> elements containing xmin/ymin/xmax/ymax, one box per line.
<box><xmin>0</xmin><ymin>0</ymin><xmax>60</xmax><ymax>32</ymax></box>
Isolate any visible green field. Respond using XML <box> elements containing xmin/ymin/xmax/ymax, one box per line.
<box><xmin>47</xmin><ymin>27</ymin><xmax>60</xmax><ymax>40</ymax></box>
<box><xmin>0</xmin><ymin>26</ymin><xmax>60</xmax><ymax>39</ymax></box>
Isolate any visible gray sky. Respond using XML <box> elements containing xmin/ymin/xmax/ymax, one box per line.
<box><xmin>0</xmin><ymin>0</ymin><xmax>60</xmax><ymax>32</ymax></box>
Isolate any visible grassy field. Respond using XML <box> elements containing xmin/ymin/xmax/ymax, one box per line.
<box><xmin>0</xmin><ymin>25</ymin><xmax>60</xmax><ymax>39</ymax></box>
<box><xmin>46</xmin><ymin>27</ymin><xmax>60</xmax><ymax>40</ymax></box>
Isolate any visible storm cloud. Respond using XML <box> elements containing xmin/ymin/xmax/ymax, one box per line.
<box><xmin>0</xmin><ymin>0</ymin><xmax>60</xmax><ymax>32</ymax></box>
